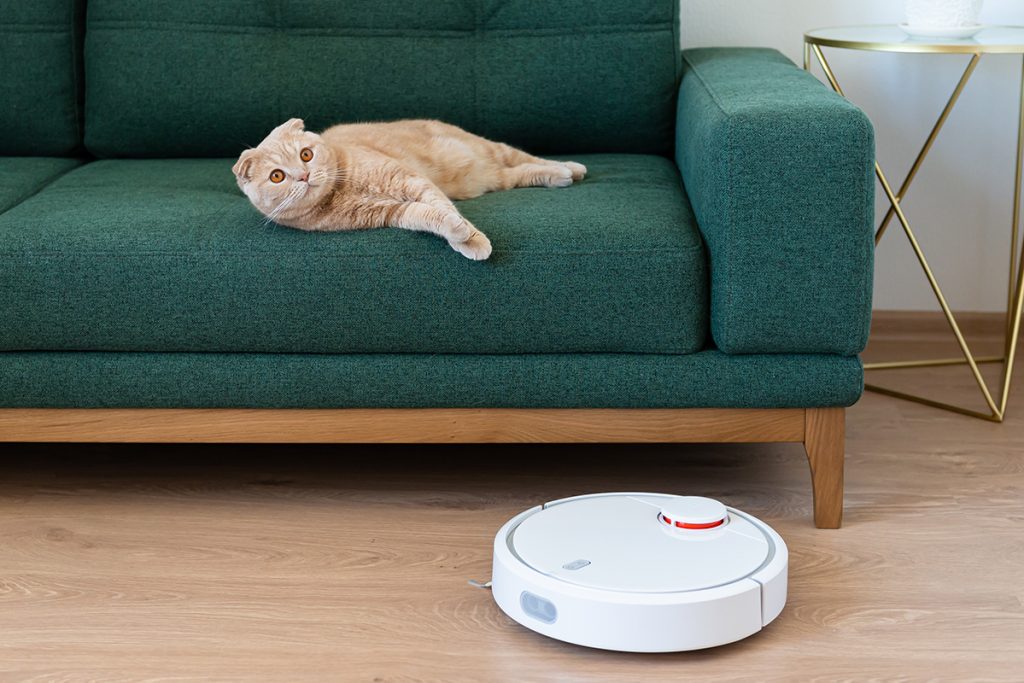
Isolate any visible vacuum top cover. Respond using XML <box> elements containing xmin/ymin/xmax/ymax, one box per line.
<box><xmin>509</xmin><ymin>493</ymin><xmax>776</xmax><ymax>593</ymax></box>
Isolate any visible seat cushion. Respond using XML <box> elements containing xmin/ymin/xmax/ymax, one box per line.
<box><xmin>0</xmin><ymin>351</ymin><xmax>863</xmax><ymax>409</ymax></box>
<box><xmin>0</xmin><ymin>157</ymin><xmax>81</xmax><ymax>214</ymax></box>
<box><xmin>0</xmin><ymin>1</ymin><xmax>84</xmax><ymax>155</ymax></box>
<box><xmin>0</xmin><ymin>154</ymin><xmax>708</xmax><ymax>354</ymax></box>
<box><xmin>84</xmin><ymin>0</ymin><xmax>679</xmax><ymax>157</ymax></box>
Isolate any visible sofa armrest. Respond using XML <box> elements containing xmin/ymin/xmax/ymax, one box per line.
<box><xmin>676</xmin><ymin>48</ymin><xmax>875</xmax><ymax>356</ymax></box>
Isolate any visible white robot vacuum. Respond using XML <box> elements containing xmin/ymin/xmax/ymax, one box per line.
<box><xmin>488</xmin><ymin>493</ymin><xmax>788</xmax><ymax>652</ymax></box>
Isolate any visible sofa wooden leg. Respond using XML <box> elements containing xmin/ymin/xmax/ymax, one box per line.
<box><xmin>803</xmin><ymin>407</ymin><xmax>845</xmax><ymax>529</ymax></box>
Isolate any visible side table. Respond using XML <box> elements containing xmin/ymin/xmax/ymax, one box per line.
<box><xmin>805</xmin><ymin>25</ymin><xmax>1024</xmax><ymax>422</ymax></box>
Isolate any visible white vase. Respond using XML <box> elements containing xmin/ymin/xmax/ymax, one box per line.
<box><xmin>905</xmin><ymin>0</ymin><xmax>984</xmax><ymax>29</ymax></box>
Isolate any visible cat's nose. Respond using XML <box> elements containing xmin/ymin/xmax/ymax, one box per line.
<box><xmin>297</xmin><ymin>171</ymin><xmax>310</xmax><ymax>182</ymax></box>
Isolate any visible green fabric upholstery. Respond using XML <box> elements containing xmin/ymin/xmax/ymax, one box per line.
<box><xmin>0</xmin><ymin>1</ymin><xmax>84</xmax><ymax>156</ymax></box>
<box><xmin>84</xmin><ymin>0</ymin><xmax>680</xmax><ymax>158</ymax></box>
<box><xmin>676</xmin><ymin>48</ymin><xmax>875</xmax><ymax>356</ymax></box>
<box><xmin>0</xmin><ymin>8</ymin><xmax>878</xmax><ymax>414</ymax></box>
<box><xmin>0</xmin><ymin>157</ymin><xmax>81</xmax><ymax>214</ymax></box>
<box><xmin>0</xmin><ymin>351</ymin><xmax>863</xmax><ymax>408</ymax></box>
<box><xmin>0</xmin><ymin>154</ymin><xmax>708</xmax><ymax>354</ymax></box>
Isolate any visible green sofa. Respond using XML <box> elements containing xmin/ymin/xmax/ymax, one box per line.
<box><xmin>0</xmin><ymin>0</ymin><xmax>874</xmax><ymax>528</ymax></box>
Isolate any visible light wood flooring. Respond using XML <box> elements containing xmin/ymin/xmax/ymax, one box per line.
<box><xmin>1</xmin><ymin>318</ymin><xmax>1022</xmax><ymax>681</ymax></box>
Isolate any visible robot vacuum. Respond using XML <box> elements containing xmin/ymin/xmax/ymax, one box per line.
<box><xmin>489</xmin><ymin>493</ymin><xmax>787</xmax><ymax>652</ymax></box>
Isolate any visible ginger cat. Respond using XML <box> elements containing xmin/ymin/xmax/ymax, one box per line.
<box><xmin>233</xmin><ymin>118</ymin><xmax>587</xmax><ymax>260</ymax></box>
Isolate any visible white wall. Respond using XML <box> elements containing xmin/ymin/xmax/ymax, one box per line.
<box><xmin>681</xmin><ymin>0</ymin><xmax>1024</xmax><ymax>312</ymax></box>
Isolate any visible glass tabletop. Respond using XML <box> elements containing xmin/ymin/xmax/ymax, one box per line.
<box><xmin>805</xmin><ymin>25</ymin><xmax>1024</xmax><ymax>54</ymax></box>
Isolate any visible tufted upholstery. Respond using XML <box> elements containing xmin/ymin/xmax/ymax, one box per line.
<box><xmin>0</xmin><ymin>0</ymin><xmax>84</xmax><ymax>155</ymax></box>
<box><xmin>83</xmin><ymin>0</ymin><xmax>681</xmax><ymax>158</ymax></box>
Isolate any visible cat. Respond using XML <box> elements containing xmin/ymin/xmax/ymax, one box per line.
<box><xmin>232</xmin><ymin>118</ymin><xmax>587</xmax><ymax>260</ymax></box>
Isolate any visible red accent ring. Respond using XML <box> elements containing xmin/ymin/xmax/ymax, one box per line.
<box><xmin>660</xmin><ymin>514</ymin><xmax>725</xmax><ymax>530</ymax></box>
<box><xmin>676</xmin><ymin>519</ymin><xmax>725</xmax><ymax>530</ymax></box>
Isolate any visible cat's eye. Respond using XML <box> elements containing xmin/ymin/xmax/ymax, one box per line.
<box><xmin>300</xmin><ymin>147</ymin><xmax>314</xmax><ymax>162</ymax></box>
<box><xmin>269</xmin><ymin>169</ymin><xmax>285</xmax><ymax>183</ymax></box>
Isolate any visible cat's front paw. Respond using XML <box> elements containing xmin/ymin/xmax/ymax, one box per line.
<box><xmin>450</xmin><ymin>229</ymin><xmax>492</xmax><ymax>261</ymax></box>
<box><xmin>442</xmin><ymin>213</ymin><xmax>474</xmax><ymax>242</ymax></box>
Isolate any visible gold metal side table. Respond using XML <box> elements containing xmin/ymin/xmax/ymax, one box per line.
<box><xmin>805</xmin><ymin>25</ymin><xmax>1024</xmax><ymax>422</ymax></box>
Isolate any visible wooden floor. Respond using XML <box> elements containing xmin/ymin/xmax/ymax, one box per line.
<box><xmin>2</xmin><ymin>325</ymin><xmax>1023</xmax><ymax>680</ymax></box>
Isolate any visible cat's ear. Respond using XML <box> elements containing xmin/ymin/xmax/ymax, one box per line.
<box><xmin>232</xmin><ymin>149</ymin><xmax>258</xmax><ymax>184</ymax></box>
<box><xmin>273</xmin><ymin>118</ymin><xmax>305</xmax><ymax>135</ymax></box>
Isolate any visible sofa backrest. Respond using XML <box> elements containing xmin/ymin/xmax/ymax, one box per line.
<box><xmin>0</xmin><ymin>0</ymin><xmax>84</xmax><ymax>156</ymax></box>
<box><xmin>83</xmin><ymin>0</ymin><xmax>680</xmax><ymax>158</ymax></box>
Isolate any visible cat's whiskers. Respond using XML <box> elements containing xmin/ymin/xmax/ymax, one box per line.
<box><xmin>317</xmin><ymin>169</ymin><xmax>352</xmax><ymax>184</ymax></box>
<box><xmin>262</xmin><ymin>187</ymin><xmax>302</xmax><ymax>225</ymax></box>
<box><xmin>264</xmin><ymin>195</ymin><xmax>292</xmax><ymax>220</ymax></box>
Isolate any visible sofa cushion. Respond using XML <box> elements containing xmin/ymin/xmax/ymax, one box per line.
<box><xmin>0</xmin><ymin>351</ymin><xmax>863</xmax><ymax>409</ymax></box>
<box><xmin>0</xmin><ymin>157</ymin><xmax>81</xmax><ymax>214</ymax></box>
<box><xmin>0</xmin><ymin>1</ymin><xmax>84</xmax><ymax>155</ymax></box>
<box><xmin>83</xmin><ymin>0</ymin><xmax>679</xmax><ymax>158</ymax></box>
<box><xmin>0</xmin><ymin>154</ymin><xmax>708</xmax><ymax>354</ymax></box>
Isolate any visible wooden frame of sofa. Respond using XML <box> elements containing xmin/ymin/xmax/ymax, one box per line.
<box><xmin>0</xmin><ymin>407</ymin><xmax>844</xmax><ymax>528</ymax></box>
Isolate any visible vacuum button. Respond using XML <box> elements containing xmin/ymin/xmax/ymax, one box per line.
<box><xmin>562</xmin><ymin>559</ymin><xmax>591</xmax><ymax>571</ymax></box>
<box><xmin>659</xmin><ymin>496</ymin><xmax>728</xmax><ymax>530</ymax></box>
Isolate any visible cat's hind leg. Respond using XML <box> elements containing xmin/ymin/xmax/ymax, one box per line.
<box><xmin>502</xmin><ymin>163</ymin><xmax>575</xmax><ymax>189</ymax></box>
<box><xmin>562</xmin><ymin>161</ymin><xmax>587</xmax><ymax>181</ymax></box>
<box><xmin>493</xmin><ymin>143</ymin><xmax>588</xmax><ymax>184</ymax></box>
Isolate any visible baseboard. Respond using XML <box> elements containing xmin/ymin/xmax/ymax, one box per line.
<box><xmin>871</xmin><ymin>310</ymin><xmax>1006</xmax><ymax>338</ymax></box>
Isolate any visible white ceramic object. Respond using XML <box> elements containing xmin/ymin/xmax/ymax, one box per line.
<box><xmin>905</xmin><ymin>0</ymin><xmax>984</xmax><ymax>35</ymax></box>
<box><xmin>489</xmin><ymin>493</ymin><xmax>788</xmax><ymax>653</ymax></box>
<box><xmin>898</xmin><ymin>22</ymin><xmax>984</xmax><ymax>39</ymax></box>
